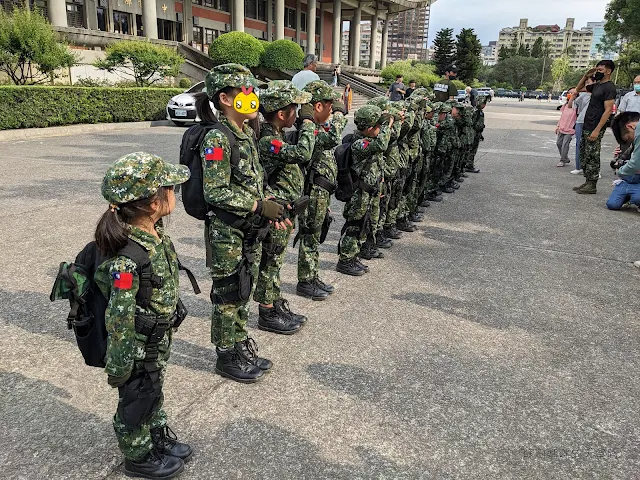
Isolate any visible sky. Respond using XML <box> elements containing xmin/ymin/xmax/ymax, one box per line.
<box><xmin>427</xmin><ymin>0</ymin><xmax>609</xmax><ymax>46</ymax></box>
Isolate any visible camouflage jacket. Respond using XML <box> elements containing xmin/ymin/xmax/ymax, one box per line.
<box><xmin>420</xmin><ymin>119</ymin><xmax>437</xmax><ymax>155</ymax></box>
<box><xmin>201</xmin><ymin>114</ymin><xmax>264</xmax><ymax>217</ymax></box>
<box><xmin>351</xmin><ymin>124</ymin><xmax>392</xmax><ymax>187</ymax></box>
<box><xmin>397</xmin><ymin>111</ymin><xmax>416</xmax><ymax>170</ymax></box>
<box><xmin>95</xmin><ymin>225</ymin><xmax>179</xmax><ymax>381</ymax></box>
<box><xmin>308</xmin><ymin>112</ymin><xmax>347</xmax><ymax>184</ymax></box>
<box><xmin>435</xmin><ymin>115</ymin><xmax>457</xmax><ymax>155</ymax></box>
<box><xmin>462</xmin><ymin>112</ymin><xmax>476</xmax><ymax>147</ymax></box>
<box><xmin>383</xmin><ymin>119</ymin><xmax>403</xmax><ymax>178</ymax></box>
<box><xmin>258</xmin><ymin>121</ymin><xmax>316</xmax><ymax>202</ymax></box>
<box><xmin>473</xmin><ymin>109</ymin><xmax>486</xmax><ymax>142</ymax></box>
<box><xmin>405</xmin><ymin>112</ymin><xmax>423</xmax><ymax>163</ymax></box>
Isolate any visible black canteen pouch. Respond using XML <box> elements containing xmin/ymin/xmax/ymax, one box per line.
<box><xmin>210</xmin><ymin>258</ymin><xmax>253</xmax><ymax>305</ymax></box>
<box><xmin>117</xmin><ymin>372</ymin><xmax>162</xmax><ymax>428</ymax></box>
<box><xmin>319</xmin><ymin>210</ymin><xmax>333</xmax><ymax>244</ymax></box>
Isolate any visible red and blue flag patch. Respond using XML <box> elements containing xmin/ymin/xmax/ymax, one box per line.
<box><xmin>205</xmin><ymin>147</ymin><xmax>224</xmax><ymax>161</ymax></box>
<box><xmin>270</xmin><ymin>139</ymin><xmax>283</xmax><ymax>154</ymax></box>
<box><xmin>112</xmin><ymin>272</ymin><xmax>133</xmax><ymax>290</ymax></box>
<box><xmin>362</xmin><ymin>140</ymin><xmax>370</xmax><ymax>149</ymax></box>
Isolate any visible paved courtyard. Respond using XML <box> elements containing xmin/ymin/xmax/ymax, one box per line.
<box><xmin>0</xmin><ymin>99</ymin><xmax>638</xmax><ymax>479</ymax></box>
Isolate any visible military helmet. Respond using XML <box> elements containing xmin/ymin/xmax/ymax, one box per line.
<box><xmin>102</xmin><ymin>152</ymin><xmax>190</xmax><ymax>205</ymax></box>
<box><xmin>205</xmin><ymin>63</ymin><xmax>266</xmax><ymax>99</ymax></box>
<box><xmin>260</xmin><ymin>80</ymin><xmax>312</xmax><ymax>113</ymax></box>
<box><xmin>354</xmin><ymin>104</ymin><xmax>383</xmax><ymax>130</ymax></box>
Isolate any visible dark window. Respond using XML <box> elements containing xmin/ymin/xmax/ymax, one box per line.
<box><xmin>316</xmin><ymin>14</ymin><xmax>320</xmax><ymax>32</ymax></box>
<box><xmin>66</xmin><ymin>2</ymin><xmax>84</xmax><ymax>28</ymax></box>
<box><xmin>245</xmin><ymin>0</ymin><xmax>256</xmax><ymax>19</ymax></box>
<box><xmin>285</xmin><ymin>7</ymin><xmax>295</xmax><ymax>29</ymax></box>
<box><xmin>257</xmin><ymin>0</ymin><xmax>266</xmax><ymax>21</ymax></box>
<box><xmin>300</xmin><ymin>12</ymin><xmax>306</xmax><ymax>32</ymax></box>
<box><xmin>96</xmin><ymin>6</ymin><xmax>107</xmax><ymax>31</ymax></box>
<box><xmin>192</xmin><ymin>0</ymin><xmax>201</xmax><ymax>5</ymax></box>
<box><xmin>33</xmin><ymin>0</ymin><xmax>48</xmax><ymax>19</ymax></box>
<box><xmin>158</xmin><ymin>18</ymin><xmax>178</xmax><ymax>40</ymax></box>
<box><xmin>203</xmin><ymin>0</ymin><xmax>213</xmax><ymax>7</ymax></box>
<box><xmin>204</xmin><ymin>27</ymin><xmax>216</xmax><ymax>46</ymax></box>
<box><xmin>193</xmin><ymin>26</ymin><xmax>203</xmax><ymax>50</ymax></box>
<box><xmin>113</xmin><ymin>11</ymin><xmax>130</xmax><ymax>34</ymax></box>
<box><xmin>176</xmin><ymin>21</ymin><xmax>183</xmax><ymax>41</ymax></box>
<box><xmin>218</xmin><ymin>0</ymin><xmax>229</xmax><ymax>11</ymax></box>
<box><xmin>136</xmin><ymin>14</ymin><xmax>143</xmax><ymax>37</ymax></box>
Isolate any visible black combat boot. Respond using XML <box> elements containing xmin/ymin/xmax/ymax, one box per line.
<box><xmin>215</xmin><ymin>347</ymin><xmax>264</xmax><ymax>383</ymax></box>
<box><xmin>396</xmin><ymin>217</ymin><xmax>417</xmax><ymax>232</ymax></box>
<box><xmin>465</xmin><ymin>167</ymin><xmax>480</xmax><ymax>173</ymax></box>
<box><xmin>383</xmin><ymin>225</ymin><xmax>403</xmax><ymax>240</ymax></box>
<box><xmin>337</xmin><ymin>258</ymin><xmax>365</xmax><ymax>276</ymax></box>
<box><xmin>123</xmin><ymin>449</ymin><xmax>184</xmax><ymax>479</ymax></box>
<box><xmin>296</xmin><ymin>280</ymin><xmax>330</xmax><ymax>300</ymax></box>
<box><xmin>360</xmin><ymin>242</ymin><xmax>384</xmax><ymax>260</ymax></box>
<box><xmin>461</xmin><ymin>172</ymin><xmax>469</xmax><ymax>178</ymax></box>
<box><xmin>426</xmin><ymin>192</ymin><xmax>443</xmax><ymax>202</ymax></box>
<box><xmin>258</xmin><ymin>304</ymin><xmax>302</xmax><ymax>335</ymax></box>
<box><xmin>442</xmin><ymin>185</ymin><xmax>455</xmax><ymax>193</ymax></box>
<box><xmin>408</xmin><ymin>212</ymin><xmax>424</xmax><ymax>223</ymax></box>
<box><xmin>420</xmin><ymin>199</ymin><xmax>431</xmax><ymax>207</ymax></box>
<box><xmin>237</xmin><ymin>337</ymin><xmax>273</xmax><ymax>371</ymax></box>
<box><xmin>150</xmin><ymin>426</ymin><xmax>193</xmax><ymax>462</ymax></box>
<box><xmin>314</xmin><ymin>277</ymin><xmax>335</xmax><ymax>294</ymax></box>
<box><xmin>450</xmin><ymin>181</ymin><xmax>460</xmax><ymax>190</ymax></box>
<box><xmin>376</xmin><ymin>234</ymin><xmax>393</xmax><ymax>249</ymax></box>
<box><xmin>455</xmin><ymin>176</ymin><xmax>464</xmax><ymax>183</ymax></box>
<box><xmin>576</xmin><ymin>180</ymin><xmax>597</xmax><ymax>194</ymax></box>
<box><xmin>354</xmin><ymin>257</ymin><xmax>370</xmax><ymax>273</ymax></box>
<box><xmin>573</xmin><ymin>181</ymin><xmax>588</xmax><ymax>191</ymax></box>
<box><xmin>274</xmin><ymin>298</ymin><xmax>307</xmax><ymax>325</ymax></box>
<box><xmin>416</xmin><ymin>206</ymin><xmax>427</xmax><ymax>213</ymax></box>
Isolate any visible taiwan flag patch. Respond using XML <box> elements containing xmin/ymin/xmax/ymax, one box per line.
<box><xmin>205</xmin><ymin>147</ymin><xmax>224</xmax><ymax>161</ymax></box>
<box><xmin>112</xmin><ymin>272</ymin><xmax>133</xmax><ymax>290</ymax></box>
<box><xmin>314</xmin><ymin>129</ymin><xmax>319</xmax><ymax>136</ymax></box>
<box><xmin>362</xmin><ymin>140</ymin><xmax>370</xmax><ymax>149</ymax></box>
<box><xmin>270</xmin><ymin>139</ymin><xmax>283</xmax><ymax>154</ymax></box>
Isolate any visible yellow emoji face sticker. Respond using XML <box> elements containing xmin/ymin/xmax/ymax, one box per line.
<box><xmin>234</xmin><ymin>86</ymin><xmax>259</xmax><ymax>114</ymax></box>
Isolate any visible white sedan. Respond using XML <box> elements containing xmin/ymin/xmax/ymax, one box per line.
<box><xmin>166</xmin><ymin>81</ymin><xmax>217</xmax><ymax>126</ymax></box>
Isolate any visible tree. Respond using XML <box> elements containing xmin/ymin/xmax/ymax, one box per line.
<box><xmin>531</xmin><ymin>37</ymin><xmax>544</xmax><ymax>58</ymax></box>
<box><xmin>517</xmin><ymin>43</ymin><xmax>529</xmax><ymax>57</ymax></box>
<box><xmin>94</xmin><ymin>41</ymin><xmax>183</xmax><ymax>87</ymax></box>
<box><xmin>208</xmin><ymin>31</ymin><xmax>265</xmax><ymax>67</ymax></box>
<box><xmin>551</xmin><ymin>56</ymin><xmax>570</xmax><ymax>91</ymax></box>
<box><xmin>498</xmin><ymin>33</ymin><xmax>519</xmax><ymax>61</ymax></box>
<box><xmin>432</xmin><ymin>28</ymin><xmax>455</xmax><ymax>76</ymax></box>
<box><xmin>454</xmin><ymin>28</ymin><xmax>482</xmax><ymax>84</ymax></box>
<box><xmin>490</xmin><ymin>56</ymin><xmax>548</xmax><ymax>91</ymax></box>
<box><xmin>261</xmin><ymin>39</ymin><xmax>304</xmax><ymax>70</ymax></box>
<box><xmin>539</xmin><ymin>40</ymin><xmax>552</xmax><ymax>87</ymax></box>
<box><xmin>0</xmin><ymin>7</ymin><xmax>77</xmax><ymax>85</ymax></box>
<box><xmin>604</xmin><ymin>0</ymin><xmax>640</xmax><ymax>43</ymax></box>
<box><xmin>381</xmin><ymin>60</ymin><xmax>440</xmax><ymax>87</ymax></box>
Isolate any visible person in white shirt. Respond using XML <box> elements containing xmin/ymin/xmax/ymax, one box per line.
<box><xmin>618</xmin><ymin>75</ymin><xmax>640</xmax><ymax>113</ymax></box>
<box><xmin>291</xmin><ymin>54</ymin><xmax>321</xmax><ymax>91</ymax></box>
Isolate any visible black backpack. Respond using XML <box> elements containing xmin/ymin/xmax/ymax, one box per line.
<box><xmin>179</xmin><ymin>121</ymin><xmax>240</xmax><ymax>221</ymax></box>
<box><xmin>50</xmin><ymin>240</ymin><xmax>200</xmax><ymax>368</ymax></box>
<box><xmin>334</xmin><ymin>133</ymin><xmax>357</xmax><ymax>202</ymax></box>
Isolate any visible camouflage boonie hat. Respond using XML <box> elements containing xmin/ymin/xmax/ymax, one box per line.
<box><xmin>434</xmin><ymin>102</ymin><xmax>452</xmax><ymax>114</ymax></box>
<box><xmin>303</xmin><ymin>80</ymin><xmax>340</xmax><ymax>102</ymax></box>
<box><xmin>477</xmin><ymin>95</ymin><xmax>489</xmax><ymax>105</ymax></box>
<box><xmin>260</xmin><ymin>80</ymin><xmax>312</xmax><ymax>113</ymax></box>
<box><xmin>355</xmin><ymin>104</ymin><xmax>383</xmax><ymax>129</ymax></box>
<box><xmin>367</xmin><ymin>96</ymin><xmax>391</xmax><ymax>111</ymax></box>
<box><xmin>102</xmin><ymin>152</ymin><xmax>190</xmax><ymax>205</ymax></box>
<box><xmin>205</xmin><ymin>63</ymin><xmax>267</xmax><ymax>99</ymax></box>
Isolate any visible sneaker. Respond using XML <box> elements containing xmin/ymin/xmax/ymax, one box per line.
<box><xmin>570</xmin><ymin>169</ymin><xmax>583</xmax><ymax>175</ymax></box>
<box><xmin>634</xmin><ymin>260</ymin><xmax>640</xmax><ymax>269</ymax></box>
<box><xmin>556</xmin><ymin>161</ymin><xmax>566</xmax><ymax>167</ymax></box>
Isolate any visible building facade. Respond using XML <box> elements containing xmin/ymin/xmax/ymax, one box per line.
<box><xmin>0</xmin><ymin>0</ymin><xmax>425</xmax><ymax>69</ymax></box>
<box><xmin>481</xmin><ymin>41</ymin><xmax>497</xmax><ymax>66</ymax></box>
<box><xmin>497</xmin><ymin>18</ymin><xmax>593</xmax><ymax>69</ymax></box>
<box><xmin>386</xmin><ymin>2</ymin><xmax>434</xmax><ymax>62</ymax></box>
<box><xmin>342</xmin><ymin>20</ymin><xmax>382</xmax><ymax>67</ymax></box>
<box><xmin>586</xmin><ymin>21</ymin><xmax>616</xmax><ymax>60</ymax></box>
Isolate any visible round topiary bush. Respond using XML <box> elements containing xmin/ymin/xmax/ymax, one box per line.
<box><xmin>208</xmin><ymin>31</ymin><xmax>265</xmax><ymax>67</ymax></box>
<box><xmin>179</xmin><ymin>77</ymin><xmax>192</xmax><ymax>89</ymax></box>
<box><xmin>261</xmin><ymin>39</ymin><xmax>304</xmax><ymax>71</ymax></box>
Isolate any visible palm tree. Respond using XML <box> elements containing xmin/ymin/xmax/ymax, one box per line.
<box><xmin>540</xmin><ymin>40</ymin><xmax>552</xmax><ymax>86</ymax></box>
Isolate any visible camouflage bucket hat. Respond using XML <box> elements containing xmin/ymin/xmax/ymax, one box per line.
<box><xmin>434</xmin><ymin>102</ymin><xmax>452</xmax><ymax>114</ymax></box>
<box><xmin>303</xmin><ymin>80</ymin><xmax>340</xmax><ymax>103</ymax></box>
<box><xmin>477</xmin><ymin>95</ymin><xmax>489</xmax><ymax>105</ymax></box>
<box><xmin>205</xmin><ymin>63</ymin><xmax>267</xmax><ymax>99</ymax></box>
<box><xmin>355</xmin><ymin>104</ymin><xmax>383</xmax><ymax>129</ymax></box>
<box><xmin>102</xmin><ymin>152</ymin><xmax>190</xmax><ymax>205</ymax></box>
<box><xmin>367</xmin><ymin>96</ymin><xmax>391</xmax><ymax>111</ymax></box>
<box><xmin>260</xmin><ymin>80</ymin><xmax>312</xmax><ymax>113</ymax></box>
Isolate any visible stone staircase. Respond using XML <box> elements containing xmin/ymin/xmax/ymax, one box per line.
<box><xmin>332</xmin><ymin>86</ymin><xmax>370</xmax><ymax>116</ymax></box>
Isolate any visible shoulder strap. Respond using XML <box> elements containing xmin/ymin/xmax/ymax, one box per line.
<box><xmin>118</xmin><ymin>240</ymin><xmax>158</xmax><ymax>309</ymax></box>
<box><xmin>167</xmin><ymin>240</ymin><xmax>201</xmax><ymax>295</ymax></box>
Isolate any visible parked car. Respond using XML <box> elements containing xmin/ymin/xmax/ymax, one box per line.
<box><xmin>556</xmin><ymin>90</ymin><xmax>568</xmax><ymax>110</ymax></box>
<box><xmin>457</xmin><ymin>89</ymin><xmax>467</xmax><ymax>102</ymax></box>
<box><xmin>166</xmin><ymin>81</ymin><xmax>217</xmax><ymax>126</ymax></box>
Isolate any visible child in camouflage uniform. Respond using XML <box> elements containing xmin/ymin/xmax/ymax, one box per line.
<box><xmin>95</xmin><ymin>152</ymin><xmax>191</xmax><ymax>479</ymax></box>
<box><xmin>254</xmin><ymin>80</ymin><xmax>317</xmax><ymax>333</ymax></box>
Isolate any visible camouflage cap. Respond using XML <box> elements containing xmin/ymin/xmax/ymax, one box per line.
<box><xmin>260</xmin><ymin>80</ymin><xmax>312</xmax><ymax>113</ymax></box>
<box><xmin>354</xmin><ymin>104</ymin><xmax>383</xmax><ymax>129</ymax></box>
<box><xmin>205</xmin><ymin>63</ymin><xmax>267</xmax><ymax>99</ymax></box>
<box><xmin>367</xmin><ymin>96</ymin><xmax>392</xmax><ymax>111</ymax></box>
<box><xmin>303</xmin><ymin>80</ymin><xmax>340</xmax><ymax>102</ymax></box>
<box><xmin>477</xmin><ymin>95</ymin><xmax>489</xmax><ymax>105</ymax></box>
<box><xmin>102</xmin><ymin>152</ymin><xmax>190</xmax><ymax>205</ymax></box>
<box><xmin>434</xmin><ymin>102</ymin><xmax>452</xmax><ymax>114</ymax></box>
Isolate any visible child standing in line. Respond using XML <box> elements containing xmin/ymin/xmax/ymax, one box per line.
<box><xmin>555</xmin><ymin>88</ymin><xmax>577</xmax><ymax>167</ymax></box>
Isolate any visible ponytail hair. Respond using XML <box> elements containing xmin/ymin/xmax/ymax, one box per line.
<box><xmin>195</xmin><ymin>91</ymin><xmax>218</xmax><ymax>123</ymax></box>
<box><xmin>95</xmin><ymin>187</ymin><xmax>170</xmax><ymax>257</ymax></box>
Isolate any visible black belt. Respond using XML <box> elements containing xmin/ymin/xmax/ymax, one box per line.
<box><xmin>311</xmin><ymin>172</ymin><xmax>336</xmax><ymax>194</ymax></box>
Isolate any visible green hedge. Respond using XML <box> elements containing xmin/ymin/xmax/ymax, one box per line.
<box><xmin>208</xmin><ymin>31</ymin><xmax>265</xmax><ymax>67</ymax></box>
<box><xmin>0</xmin><ymin>86</ymin><xmax>182</xmax><ymax>130</ymax></box>
<box><xmin>261</xmin><ymin>39</ymin><xmax>304</xmax><ymax>71</ymax></box>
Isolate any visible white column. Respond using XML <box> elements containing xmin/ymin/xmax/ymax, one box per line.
<box><xmin>380</xmin><ymin>19</ymin><xmax>389</xmax><ymax>69</ymax></box>
<box><xmin>142</xmin><ymin>0</ymin><xmax>158</xmax><ymax>39</ymax></box>
<box><xmin>275</xmin><ymin>0</ymin><xmax>285</xmax><ymax>39</ymax></box>
<box><xmin>307</xmin><ymin>0</ymin><xmax>316</xmax><ymax>55</ymax></box>
<box><xmin>331</xmin><ymin>0</ymin><xmax>341</xmax><ymax>64</ymax></box>
<box><xmin>232</xmin><ymin>0</ymin><xmax>244</xmax><ymax>32</ymax></box>
<box><xmin>369</xmin><ymin>12</ymin><xmax>378</xmax><ymax>69</ymax></box>
<box><xmin>352</xmin><ymin>4</ymin><xmax>361</xmax><ymax>67</ymax></box>
<box><xmin>295</xmin><ymin>0</ymin><xmax>301</xmax><ymax>43</ymax></box>
<box><xmin>266</xmin><ymin>0</ymin><xmax>273</xmax><ymax>40</ymax></box>
<box><xmin>48</xmin><ymin>0</ymin><xmax>67</xmax><ymax>27</ymax></box>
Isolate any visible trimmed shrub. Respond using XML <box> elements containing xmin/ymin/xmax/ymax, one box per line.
<box><xmin>261</xmin><ymin>39</ymin><xmax>304</xmax><ymax>71</ymax></box>
<box><xmin>208</xmin><ymin>32</ymin><xmax>264</xmax><ymax>67</ymax></box>
<box><xmin>179</xmin><ymin>77</ymin><xmax>192</xmax><ymax>89</ymax></box>
<box><xmin>0</xmin><ymin>86</ymin><xmax>182</xmax><ymax>130</ymax></box>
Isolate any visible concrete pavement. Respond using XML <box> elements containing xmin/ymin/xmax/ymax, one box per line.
<box><xmin>0</xmin><ymin>100</ymin><xmax>639</xmax><ymax>479</ymax></box>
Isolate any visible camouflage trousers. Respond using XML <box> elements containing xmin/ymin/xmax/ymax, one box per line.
<box><xmin>453</xmin><ymin>147</ymin><xmax>469</xmax><ymax>179</ymax></box>
<box><xmin>208</xmin><ymin>216</ymin><xmax>261</xmax><ymax>348</ymax></box>
<box><xmin>580</xmin><ymin>129</ymin><xmax>606</xmax><ymax>182</ymax></box>
<box><xmin>420</xmin><ymin>153</ymin><xmax>434</xmax><ymax>200</ymax></box>
<box><xmin>467</xmin><ymin>141</ymin><xmax>480</xmax><ymax>168</ymax></box>
<box><xmin>298</xmin><ymin>185</ymin><xmax>331</xmax><ymax>282</ymax></box>
<box><xmin>113</xmin><ymin>330</ymin><xmax>172</xmax><ymax>460</ymax></box>
<box><xmin>253</xmin><ymin>222</ymin><xmax>293</xmax><ymax>305</ymax></box>
<box><xmin>368</xmin><ymin>190</ymin><xmax>381</xmax><ymax>242</ymax></box>
<box><xmin>406</xmin><ymin>157</ymin><xmax>425</xmax><ymax>214</ymax></box>
<box><xmin>377</xmin><ymin>179</ymin><xmax>392</xmax><ymax>233</ymax></box>
<box><xmin>384</xmin><ymin>172</ymin><xmax>405</xmax><ymax>228</ymax></box>
<box><xmin>339</xmin><ymin>189</ymin><xmax>373</xmax><ymax>261</ymax></box>
<box><xmin>440</xmin><ymin>151</ymin><xmax>457</xmax><ymax>186</ymax></box>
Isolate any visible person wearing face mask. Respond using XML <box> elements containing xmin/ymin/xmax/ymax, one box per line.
<box><xmin>617</xmin><ymin>75</ymin><xmax>640</xmax><ymax>114</ymax></box>
<box><xmin>573</xmin><ymin>60</ymin><xmax>617</xmax><ymax>194</ymax></box>
<box><xmin>433</xmin><ymin>66</ymin><xmax>459</xmax><ymax>102</ymax></box>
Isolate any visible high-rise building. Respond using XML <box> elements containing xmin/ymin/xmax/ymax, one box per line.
<box><xmin>586</xmin><ymin>21</ymin><xmax>616</xmax><ymax>60</ymax></box>
<box><xmin>342</xmin><ymin>21</ymin><xmax>382</xmax><ymax>67</ymax></box>
<box><xmin>387</xmin><ymin>1</ymin><xmax>436</xmax><ymax>62</ymax></box>
<box><xmin>481</xmin><ymin>41</ymin><xmax>498</xmax><ymax>66</ymax></box>
<box><xmin>497</xmin><ymin>18</ymin><xmax>593</xmax><ymax>69</ymax></box>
